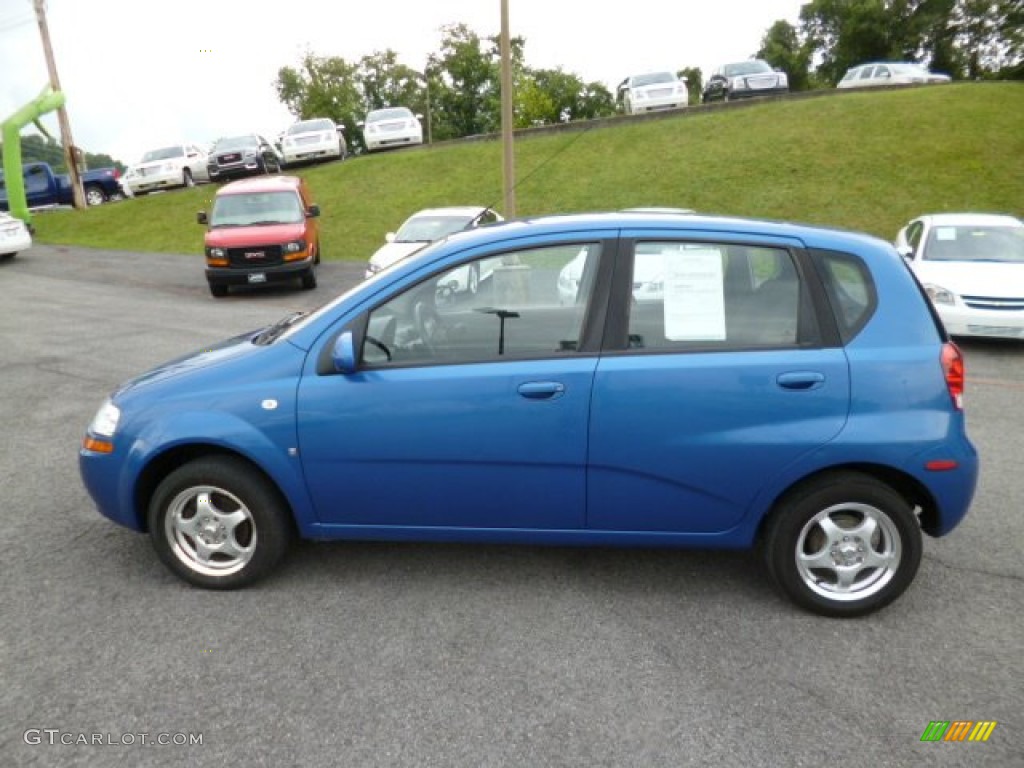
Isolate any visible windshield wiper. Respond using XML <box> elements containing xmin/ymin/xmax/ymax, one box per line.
<box><xmin>253</xmin><ymin>311</ymin><xmax>306</xmax><ymax>345</ymax></box>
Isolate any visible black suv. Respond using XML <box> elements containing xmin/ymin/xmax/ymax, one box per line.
<box><xmin>207</xmin><ymin>135</ymin><xmax>282</xmax><ymax>181</ymax></box>
<box><xmin>702</xmin><ymin>60</ymin><xmax>789</xmax><ymax>103</ymax></box>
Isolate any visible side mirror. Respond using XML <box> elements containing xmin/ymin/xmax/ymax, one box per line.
<box><xmin>896</xmin><ymin>244</ymin><xmax>914</xmax><ymax>259</ymax></box>
<box><xmin>385</xmin><ymin>232</ymin><xmax>396</xmax><ymax>243</ymax></box>
<box><xmin>332</xmin><ymin>331</ymin><xmax>357</xmax><ymax>374</ymax></box>
<box><xmin>196</xmin><ymin>211</ymin><xmax>208</xmax><ymax>225</ymax></box>
<box><xmin>307</xmin><ymin>204</ymin><xmax>320</xmax><ymax>218</ymax></box>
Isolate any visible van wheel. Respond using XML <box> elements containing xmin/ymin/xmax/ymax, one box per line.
<box><xmin>761</xmin><ymin>472</ymin><xmax>922</xmax><ymax>617</ymax></box>
<box><xmin>148</xmin><ymin>456</ymin><xmax>292</xmax><ymax>589</ymax></box>
<box><xmin>209</xmin><ymin>283</ymin><xmax>228</xmax><ymax>298</ymax></box>
<box><xmin>300</xmin><ymin>270</ymin><xmax>317</xmax><ymax>290</ymax></box>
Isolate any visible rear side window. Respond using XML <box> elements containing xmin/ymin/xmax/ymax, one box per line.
<box><xmin>813</xmin><ymin>249</ymin><xmax>876</xmax><ymax>343</ymax></box>
<box><xmin>622</xmin><ymin>242</ymin><xmax>819</xmax><ymax>351</ymax></box>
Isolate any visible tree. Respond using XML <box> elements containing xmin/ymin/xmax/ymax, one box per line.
<box><xmin>677</xmin><ymin>67</ymin><xmax>704</xmax><ymax>103</ymax></box>
<box><xmin>359</xmin><ymin>50</ymin><xmax>424</xmax><ymax>111</ymax></box>
<box><xmin>515</xmin><ymin>68</ymin><xmax>615</xmax><ymax>127</ymax></box>
<box><xmin>755</xmin><ymin>20</ymin><xmax>813</xmax><ymax>91</ymax></box>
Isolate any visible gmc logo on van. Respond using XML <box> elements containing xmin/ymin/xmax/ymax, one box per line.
<box><xmin>244</xmin><ymin>252</ymin><xmax>265</xmax><ymax>260</ymax></box>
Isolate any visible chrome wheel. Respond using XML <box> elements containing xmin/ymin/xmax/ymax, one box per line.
<box><xmin>164</xmin><ymin>485</ymin><xmax>256</xmax><ymax>577</ymax></box>
<box><xmin>795</xmin><ymin>503</ymin><xmax>901</xmax><ymax>602</ymax></box>
<box><xmin>84</xmin><ymin>185</ymin><xmax>106</xmax><ymax>206</ymax></box>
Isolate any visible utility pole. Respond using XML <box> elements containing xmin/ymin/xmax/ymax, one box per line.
<box><xmin>32</xmin><ymin>0</ymin><xmax>85</xmax><ymax>209</ymax></box>
<box><xmin>499</xmin><ymin>0</ymin><xmax>515</xmax><ymax>217</ymax></box>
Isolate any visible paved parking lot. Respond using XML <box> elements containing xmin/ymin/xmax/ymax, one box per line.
<box><xmin>1</xmin><ymin>245</ymin><xmax>1021</xmax><ymax>767</ymax></box>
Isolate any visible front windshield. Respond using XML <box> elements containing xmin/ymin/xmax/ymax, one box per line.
<box><xmin>141</xmin><ymin>146</ymin><xmax>184</xmax><ymax>162</ymax></box>
<box><xmin>924</xmin><ymin>225</ymin><xmax>1024</xmax><ymax>263</ymax></box>
<box><xmin>288</xmin><ymin>119</ymin><xmax>334</xmax><ymax>134</ymax></box>
<box><xmin>367</xmin><ymin>108</ymin><xmax>413</xmax><ymax>123</ymax></box>
<box><xmin>395</xmin><ymin>214</ymin><xmax>475</xmax><ymax>243</ymax></box>
<box><xmin>631</xmin><ymin>72</ymin><xmax>676</xmax><ymax>87</ymax></box>
<box><xmin>214</xmin><ymin>136</ymin><xmax>258</xmax><ymax>152</ymax></box>
<box><xmin>724</xmin><ymin>60</ymin><xmax>773</xmax><ymax>76</ymax></box>
<box><xmin>210</xmin><ymin>191</ymin><xmax>304</xmax><ymax>227</ymax></box>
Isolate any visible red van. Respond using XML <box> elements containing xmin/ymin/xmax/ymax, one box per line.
<box><xmin>197</xmin><ymin>175</ymin><xmax>320</xmax><ymax>297</ymax></box>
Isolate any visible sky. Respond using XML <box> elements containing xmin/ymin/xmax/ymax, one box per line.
<box><xmin>0</xmin><ymin>0</ymin><xmax>803</xmax><ymax>164</ymax></box>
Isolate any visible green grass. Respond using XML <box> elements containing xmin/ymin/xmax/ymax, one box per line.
<box><xmin>31</xmin><ymin>83</ymin><xmax>1024</xmax><ymax>260</ymax></box>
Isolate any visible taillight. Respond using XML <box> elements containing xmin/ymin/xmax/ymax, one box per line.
<box><xmin>941</xmin><ymin>342</ymin><xmax>964</xmax><ymax>410</ymax></box>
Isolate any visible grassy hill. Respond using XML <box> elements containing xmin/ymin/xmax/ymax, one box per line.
<box><xmin>30</xmin><ymin>83</ymin><xmax>1024</xmax><ymax>261</ymax></box>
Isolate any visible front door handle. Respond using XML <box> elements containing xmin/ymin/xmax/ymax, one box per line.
<box><xmin>776</xmin><ymin>371</ymin><xmax>826</xmax><ymax>391</ymax></box>
<box><xmin>517</xmin><ymin>381</ymin><xmax>566</xmax><ymax>400</ymax></box>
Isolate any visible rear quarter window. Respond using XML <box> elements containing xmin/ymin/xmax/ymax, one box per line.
<box><xmin>812</xmin><ymin>249</ymin><xmax>877</xmax><ymax>343</ymax></box>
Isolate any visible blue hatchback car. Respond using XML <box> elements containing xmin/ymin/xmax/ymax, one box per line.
<box><xmin>80</xmin><ymin>211</ymin><xmax>978</xmax><ymax>616</ymax></box>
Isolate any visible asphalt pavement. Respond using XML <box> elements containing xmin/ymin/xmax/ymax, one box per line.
<box><xmin>1</xmin><ymin>245</ymin><xmax>1021</xmax><ymax>767</ymax></box>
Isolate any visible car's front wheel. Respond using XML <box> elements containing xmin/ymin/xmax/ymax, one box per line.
<box><xmin>148</xmin><ymin>456</ymin><xmax>293</xmax><ymax>589</ymax></box>
<box><xmin>183</xmin><ymin>169</ymin><xmax>195</xmax><ymax>188</ymax></box>
<box><xmin>761</xmin><ymin>472</ymin><xmax>922</xmax><ymax>617</ymax></box>
<box><xmin>84</xmin><ymin>184</ymin><xmax>107</xmax><ymax>206</ymax></box>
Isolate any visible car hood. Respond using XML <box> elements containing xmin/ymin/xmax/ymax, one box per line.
<box><xmin>368</xmin><ymin>241</ymin><xmax>428</xmax><ymax>270</ymax></box>
<box><xmin>206</xmin><ymin>222</ymin><xmax>306</xmax><ymax>248</ymax></box>
<box><xmin>115</xmin><ymin>330</ymin><xmax>261</xmax><ymax>396</ymax></box>
<box><xmin>914</xmin><ymin>260</ymin><xmax>1024</xmax><ymax>297</ymax></box>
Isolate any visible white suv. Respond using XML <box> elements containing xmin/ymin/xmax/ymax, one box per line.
<box><xmin>280</xmin><ymin>118</ymin><xmax>346</xmax><ymax>166</ymax></box>
<box><xmin>620</xmin><ymin>72</ymin><xmax>689</xmax><ymax>114</ymax></box>
<box><xmin>121</xmin><ymin>145</ymin><xmax>209</xmax><ymax>196</ymax></box>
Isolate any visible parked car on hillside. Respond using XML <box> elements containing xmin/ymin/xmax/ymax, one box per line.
<box><xmin>702</xmin><ymin>59</ymin><xmax>789</xmax><ymax>102</ymax></box>
<box><xmin>619</xmin><ymin>71</ymin><xmax>689</xmax><ymax>114</ymax></box>
<box><xmin>895</xmin><ymin>213</ymin><xmax>1024</xmax><ymax>339</ymax></box>
<box><xmin>0</xmin><ymin>211</ymin><xmax>32</xmax><ymax>258</ymax></box>
<box><xmin>120</xmin><ymin>144</ymin><xmax>210</xmax><ymax>196</ymax></box>
<box><xmin>207</xmin><ymin>135</ymin><xmax>283</xmax><ymax>181</ymax></box>
<box><xmin>81</xmin><ymin>210</ymin><xmax>978</xmax><ymax>617</ymax></box>
<box><xmin>196</xmin><ymin>175</ymin><xmax>320</xmax><ymax>297</ymax></box>
<box><xmin>838</xmin><ymin>62</ymin><xmax>951</xmax><ymax>88</ymax></box>
<box><xmin>359</xmin><ymin>107</ymin><xmax>423</xmax><ymax>152</ymax></box>
<box><xmin>364</xmin><ymin>206</ymin><xmax>503</xmax><ymax>284</ymax></box>
<box><xmin>0</xmin><ymin>161</ymin><xmax>122</xmax><ymax>209</ymax></box>
<box><xmin>281</xmin><ymin>118</ymin><xmax>347</xmax><ymax>167</ymax></box>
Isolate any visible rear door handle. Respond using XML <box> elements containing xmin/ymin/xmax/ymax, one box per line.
<box><xmin>776</xmin><ymin>371</ymin><xmax>826</xmax><ymax>391</ymax></box>
<box><xmin>518</xmin><ymin>381</ymin><xmax>566</xmax><ymax>400</ymax></box>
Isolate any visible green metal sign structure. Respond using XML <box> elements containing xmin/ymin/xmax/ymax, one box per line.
<box><xmin>2</xmin><ymin>85</ymin><xmax>66</xmax><ymax>225</ymax></box>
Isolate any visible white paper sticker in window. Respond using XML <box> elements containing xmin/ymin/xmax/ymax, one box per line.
<box><xmin>663</xmin><ymin>248</ymin><xmax>726</xmax><ymax>341</ymax></box>
<box><xmin>935</xmin><ymin>227</ymin><xmax>957</xmax><ymax>241</ymax></box>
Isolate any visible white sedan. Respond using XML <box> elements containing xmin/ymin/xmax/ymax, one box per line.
<box><xmin>121</xmin><ymin>144</ymin><xmax>210</xmax><ymax>196</ymax></box>
<box><xmin>838</xmin><ymin>62</ymin><xmax>951</xmax><ymax>88</ymax></box>
<box><xmin>359</xmin><ymin>107</ymin><xmax>423</xmax><ymax>152</ymax></box>
<box><xmin>896</xmin><ymin>213</ymin><xmax>1024</xmax><ymax>339</ymax></box>
<box><xmin>281</xmin><ymin>118</ymin><xmax>346</xmax><ymax>166</ymax></box>
<box><xmin>365</xmin><ymin>207</ymin><xmax>503</xmax><ymax>285</ymax></box>
<box><xmin>0</xmin><ymin>212</ymin><xmax>32</xmax><ymax>258</ymax></box>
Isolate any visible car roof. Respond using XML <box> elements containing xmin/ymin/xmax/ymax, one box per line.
<box><xmin>216</xmin><ymin>175</ymin><xmax>305</xmax><ymax>196</ymax></box>
<box><xmin>918</xmin><ymin>213</ymin><xmax>1023</xmax><ymax>227</ymax></box>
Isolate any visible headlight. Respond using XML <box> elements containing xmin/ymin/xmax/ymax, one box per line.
<box><xmin>243</xmin><ymin>150</ymin><xmax>257</xmax><ymax>158</ymax></box>
<box><xmin>283</xmin><ymin>240</ymin><xmax>306</xmax><ymax>254</ymax></box>
<box><xmin>732</xmin><ymin>77</ymin><xmax>748</xmax><ymax>90</ymax></box>
<box><xmin>88</xmin><ymin>399</ymin><xmax>121</xmax><ymax>437</ymax></box>
<box><xmin>924</xmin><ymin>284</ymin><xmax>956</xmax><ymax>305</ymax></box>
<box><xmin>206</xmin><ymin>247</ymin><xmax>226</xmax><ymax>258</ymax></box>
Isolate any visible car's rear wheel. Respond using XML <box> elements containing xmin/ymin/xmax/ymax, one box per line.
<box><xmin>209</xmin><ymin>283</ymin><xmax>228</xmax><ymax>298</ymax></box>
<box><xmin>761</xmin><ymin>472</ymin><xmax>922</xmax><ymax>617</ymax></box>
<box><xmin>84</xmin><ymin>185</ymin><xmax>107</xmax><ymax>206</ymax></box>
<box><xmin>148</xmin><ymin>456</ymin><xmax>292</xmax><ymax>589</ymax></box>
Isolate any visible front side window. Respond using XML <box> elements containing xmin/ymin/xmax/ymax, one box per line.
<box><xmin>362</xmin><ymin>243</ymin><xmax>602</xmax><ymax>366</ymax></box>
<box><xmin>624</xmin><ymin>242</ymin><xmax>812</xmax><ymax>350</ymax></box>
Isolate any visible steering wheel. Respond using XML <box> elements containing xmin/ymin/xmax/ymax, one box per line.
<box><xmin>413</xmin><ymin>300</ymin><xmax>444</xmax><ymax>355</ymax></box>
<box><xmin>364</xmin><ymin>335</ymin><xmax>392</xmax><ymax>361</ymax></box>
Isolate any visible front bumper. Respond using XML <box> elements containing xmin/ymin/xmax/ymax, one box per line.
<box><xmin>283</xmin><ymin>144</ymin><xmax>341</xmax><ymax>165</ymax></box>
<box><xmin>728</xmin><ymin>86</ymin><xmax>789</xmax><ymax>100</ymax></box>
<box><xmin>206</xmin><ymin>257</ymin><xmax>313</xmax><ymax>286</ymax></box>
<box><xmin>936</xmin><ymin>304</ymin><xmax>1024</xmax><ymax>339</ymax></box>
<box><xmin>125</xmin><ymin>169</ymin><xmax>185</xmax><ymax>194</ymax></box>
<box><xmin>208</xmin><ymin>160</ymin><xmax>264</xmax><ymax>180</ymax></box>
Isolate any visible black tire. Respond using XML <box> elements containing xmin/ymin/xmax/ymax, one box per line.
<box><xmin>761</xmin><ymin>472</ymin><xmax>922</xmax><ymax>618</ymax></box>
<box><xmin>183</xmin><ymin>169</ymin><xmax>195</xmax><ymax>188</ymax></box>
<box><xmin>147</xmin><ymin>456</ymin><xmax>293</xmax><ymax>589</ymax></box>
<box><xmin>313</xmin><ymin>241</ymin><xmax>321</xmax><ymax>265</ymax></box>
<box><xmin>300</xmin><ymin>269</ymin><xmax>317</xmax><ymax>290</ymax></box>
<box><xmin>84</xmin><ymin>185</ymin><xmax>107</xmax><ymax>206</ymax></box>
<box><xmin>209</xmin><ymin>283</ymin><xmax>228</xmax><ymax>298</ymax></box>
